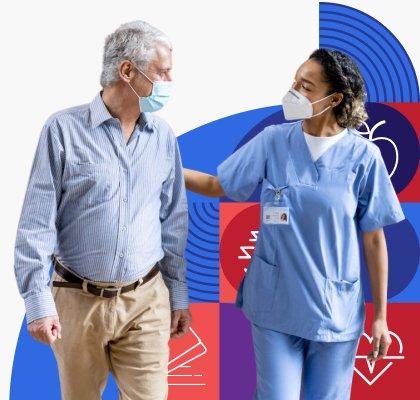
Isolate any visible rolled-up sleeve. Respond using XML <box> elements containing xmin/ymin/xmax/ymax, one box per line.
<box><xmin>158</xmin><ymin>136</ymin><xmax>189</xmax><ymax>310</ymax></box>
<box><xmin>216</xmin><ymin>126</ymin><xmax>272</xmax><ymax>201</ymax></box>
<box><xmin>14</xmin><ymin>118</ymin><xmax>64</xmax><ymax>324</ymax></box>
<box><xmin>356</xmin><ymin>146</ymin><xmax>405</xmax><ymax>232</ymax></box>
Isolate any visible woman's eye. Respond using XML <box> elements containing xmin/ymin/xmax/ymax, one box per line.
<box><xmin>302</xmin><ymin>85</ymin><xmax>310</xmax><ymax>91</ymax></box>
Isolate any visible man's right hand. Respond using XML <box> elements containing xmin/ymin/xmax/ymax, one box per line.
<box><xmin>27</xmin><ymin>315</ymin><xmax>62</xmax><ymax>345</ymax></box>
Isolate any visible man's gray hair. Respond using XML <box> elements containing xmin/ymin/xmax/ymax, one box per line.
<box><xmin>100</xmin><ymin>20</ymin><xmax>172</xmax><ymax>88</ymax></box>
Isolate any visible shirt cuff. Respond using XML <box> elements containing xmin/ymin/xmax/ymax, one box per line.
<box><xmin>216</xmin><ymin>166</ymin><xmax>239</xmax><ymax>202</ymax></box>
<box><xmin>359</xmin><ymin>209</ymin><xmax>406</xmax><ymax>232</ymax></box>
<box><xmin>24</xmin><ymin>290</ymin><xmax>58</xmax><ymax>325</ymax></box>
<box><xmin>167</xmin><ymin>283</ymin><xmax>190</xmax><ymax>311</ymax></box>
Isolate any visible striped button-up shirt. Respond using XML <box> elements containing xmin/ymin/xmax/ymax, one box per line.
<box><xmin>14</xmin><ymin>91</ymin><xmax>189</xmax><ymax>324</ymax></box>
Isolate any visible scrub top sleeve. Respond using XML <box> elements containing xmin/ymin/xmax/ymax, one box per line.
<box><xmin>216</xmin><ymin>127</ymin><xmax>271</xmax><ymax>201</ymax></box>
<box><xmin>356</xmin><ymin>146</ymin><xmax>405</xmax><ymax>232</ymax></box>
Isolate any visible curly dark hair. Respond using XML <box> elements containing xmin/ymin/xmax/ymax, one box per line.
<box><xmin>308</xmin><ymin>48</ymin><xmax>368</xmax><ymax>129</ymax></box>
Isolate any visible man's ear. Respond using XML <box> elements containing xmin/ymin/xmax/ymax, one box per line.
<box><xmin>119</xmin><ymin>60</ymin><xmax>135</xmax><ymax>82</ymax></box>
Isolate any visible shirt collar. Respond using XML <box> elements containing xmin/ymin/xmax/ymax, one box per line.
<box><xmin>89</xmin><ymin>91</ymin><xmax>154</xmax><ymax>132</ymax></box>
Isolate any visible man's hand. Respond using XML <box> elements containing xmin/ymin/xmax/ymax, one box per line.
<box><xmin>170</xmin><ymin>309</ymin><xmax>192</xmax><ymax>338</ymax></box>
<box><xmin>28</xmin><ymin>315</ymin><xmax>62</xmax><ymax>345</ymax></box>
<box><xmin>367</xmin><ymin>318</ymin><xmax>392</xmax><ymax>362</ymax></box>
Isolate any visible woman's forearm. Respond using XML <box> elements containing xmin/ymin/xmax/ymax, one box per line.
<box><xmin>362</xmin><ymin>229</ymin><xmax>388</xmax><ymax>320</ymax></box>
<box><xmin>183</xmin><ymin>168</ymin><xmax>225</xmax><ymax>197</ymax></box>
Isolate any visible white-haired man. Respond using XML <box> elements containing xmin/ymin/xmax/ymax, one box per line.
<box><xmin>14</xmin><ymin>20</ymin><xmax>191</xmax><ymax>399</ymax></box>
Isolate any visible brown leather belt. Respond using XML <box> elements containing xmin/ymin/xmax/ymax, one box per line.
<box><xmin>52</xmin><ymin>256</ymin><xmax>160</xmax><ymax>298</ymax></box>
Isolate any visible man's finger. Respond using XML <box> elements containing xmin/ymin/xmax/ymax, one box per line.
<box><xmin>171</xmin><ymin>312</ymin><xmax>180</xmax><ymax>334</ymax></box>
<box><xmin>44</xmin><ymin>328</ymin><xmax>57</xmax><ymax>344</ymax></box>
<box><xmin>53</xmin><ymin>321</ymin><xmax>62</xmax><ymax>339</ymax></box>
<box><xmin>36</xmin><ymin>324</ymin><xmax>56</xmax><ymax>345</ymax></box>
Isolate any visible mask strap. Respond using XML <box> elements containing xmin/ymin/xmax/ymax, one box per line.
<box><xmin>311</xmin><ymin>105</ymin><xmax>332</xmax><ymax>118</ymax></box>
<box><xmin>127</xmin><ymin>81</ymin><xmax>141</xmax><ymax>99</ymax></box>
<box><xmin>132</xmin><ymin>64</ymin><xmax>154</xmax><ymax>85</ymax></box>
<box><xmin>311</xmin><ymin>92</ymin><xmax>335</xmax><ymax>104</ymax></box>
<box><xmin>309</xmin><ymin>92</ymin><xmax>335</xmax><ymax>118</ymax></box>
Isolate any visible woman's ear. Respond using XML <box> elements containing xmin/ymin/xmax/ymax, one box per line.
<box><xmin>332</xmin><ymin>92</ymin><xmax>344</xmax><ymax>107</ymax></box>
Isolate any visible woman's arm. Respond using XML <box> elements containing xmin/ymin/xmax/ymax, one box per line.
<box><xmin>183</xmin><ymin>168</ymin><xmax>225</xmax><ymax>197</ymax></box>
<box><xmin>362</xmin><ymin>228</ymin><xmax>392</xmax><ymax>362</ymax></box>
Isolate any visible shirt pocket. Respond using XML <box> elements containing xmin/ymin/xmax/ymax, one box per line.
<box><xmin>243</xmin><ymin>253</ymin><xmax>280</xmax><ymax>313</ymax></box>
<box><xmin>320</xmin><ymin>165</ymin><xmax>356</xmax><ymax>185</ymax></box>
<box><xmin>324</xmin><ymin>277</ymin><xmax>361</xmax><ymax>332</ymax></box>
<box><xmin>65</xmin><ymin>162</ymin><xmax>117</xmax><ymax>207</ymax></box>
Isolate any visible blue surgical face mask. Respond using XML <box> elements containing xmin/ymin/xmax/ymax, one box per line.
<box><xmin>127</xmin><ymin>65</ymin><xmax>173</xmax><ymax>112</ymax></box>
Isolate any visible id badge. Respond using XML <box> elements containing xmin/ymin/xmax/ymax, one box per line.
<box><xmin>263</xmin><ymin>204</ymin><xmax>290</xmax><ymax>224</ymax></box>
<box><xmin>262</xmin><ymin>185</ymin><xmax>290</xmax><ymax>225</ymax></box>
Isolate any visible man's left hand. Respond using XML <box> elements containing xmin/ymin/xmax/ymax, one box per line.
<box><xmin>170</xmin><ymin>309</ymin><xmax>192</xmax><ymax>338</ymax></box>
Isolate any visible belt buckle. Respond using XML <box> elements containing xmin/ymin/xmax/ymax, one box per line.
<box><xmin>100</xmin><ymin>286</ymin><xmax>122</xmax><ymax>297</ymax></box>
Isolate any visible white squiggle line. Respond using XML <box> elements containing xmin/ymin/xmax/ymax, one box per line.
<box><xmin>358</xmin><ymin>120</ymin><xmax>399</xmax><ymax>178</ymax></box>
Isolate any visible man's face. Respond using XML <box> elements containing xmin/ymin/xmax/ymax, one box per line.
<box><xmin>136</xmin><ymin>43</ymin><xmax>173</xmax><ymax>97</ymax></box>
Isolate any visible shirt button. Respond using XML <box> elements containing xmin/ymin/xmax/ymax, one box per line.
<box><xmin>122</xmin><ymin>226</ymin><xmax>127</xmax><ymax>231</ymax></box>
<box><xmin>123</xmin><ymin>198</ymin><xmax>128</xmax><ymax>202</ymax></box>
<box><xmin>119</xmin><ymin>253</ymin><xmax>124</xmax><ymax>258</ymax></box>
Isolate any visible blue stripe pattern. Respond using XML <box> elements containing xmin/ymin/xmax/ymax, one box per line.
<box><xmin>186</xmin><ymin>201</ymin><xmax>219</xmax><ymax>302</ymax></box>
<box><xmin>319</xmin><ymin>2</ymin><xmax>420</xmax><ymax>102</ymax></box>
<box><xmin>14</xmin><ymin>91</ymin><xmax>189</xmax><ymax>324</ymax></box>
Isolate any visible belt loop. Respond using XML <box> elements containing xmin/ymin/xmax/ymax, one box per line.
<box><xmin>82</xmin><ymin>280</ymin><xmax>88</xmax><ymax>293</ymax></box>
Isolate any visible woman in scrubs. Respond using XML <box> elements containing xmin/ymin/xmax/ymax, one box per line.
<box><xmin>183</xmin><ymin>48</ymin><xmax>405</xmax><ymax>399</ymax></box>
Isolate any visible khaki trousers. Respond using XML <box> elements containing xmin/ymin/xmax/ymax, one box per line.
<box><xmin>49</xmin><ymin>267</ymin><xmax>171</xmax><ymax>400</ymax></box>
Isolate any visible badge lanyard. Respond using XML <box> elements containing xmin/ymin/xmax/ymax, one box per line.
<box><xmin>263</xmin><ymin>185</ymin><xmax>290</xmax><ymax>225</ymax></box>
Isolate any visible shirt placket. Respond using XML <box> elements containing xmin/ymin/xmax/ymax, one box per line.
<box><xmin>108</xmin><ymin>120</ymin><xmax>133</xmax><ymax>281</ymax></box>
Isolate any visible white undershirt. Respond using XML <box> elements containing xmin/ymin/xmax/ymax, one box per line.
<box><xmin>303</xmin><ymin>128</ymin><xmax>348</xmax><ymax>161</ymax></box>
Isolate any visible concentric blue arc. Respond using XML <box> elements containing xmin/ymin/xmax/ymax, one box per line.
<box><xmin>186</xmin><ymin>201</ymin><xmax>220</xmax><ymax>302</ymax></box>
<box><xmin>319</xmin><ymin>2</ymin><xmax>420</xmax><ymax>102</ymax></box>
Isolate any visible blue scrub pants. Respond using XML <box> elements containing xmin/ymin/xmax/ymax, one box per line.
<box><xmin>251</xmin><ymin>323</ymin><xmax>360</xmax><ymax>400</ymax></box>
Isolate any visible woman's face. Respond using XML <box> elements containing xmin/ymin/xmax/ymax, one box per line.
<box><xmin>291</xmin><ymin>59</ymin><xmax>338</xmax><ymax>117</ymax></box>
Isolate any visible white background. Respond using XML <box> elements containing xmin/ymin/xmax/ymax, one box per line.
<box><xmin>0</xmin><ymin>0</ymin><xmax>418</xmax><ymax>396</ymax></box>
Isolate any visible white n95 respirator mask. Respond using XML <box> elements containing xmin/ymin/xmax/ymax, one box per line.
<box><xmin>281</xmin><ymin>88</ymin><xmax>335</xmax><ymax>120</ymax></box>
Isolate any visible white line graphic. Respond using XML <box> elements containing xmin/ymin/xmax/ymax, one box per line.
<box><xmin>354</xmin><ymin>330</ymin><xmax>405</xmax><ymax>386</ymax></box>
<box><xmin>168</xmin><ymin>327</ymin><xmax>208</xmax><ymax>387</ymax></box>
<box><xmin>358</xmin><ymin>120</ymin><xmax>399</xmax><ymax>178</ymax></box>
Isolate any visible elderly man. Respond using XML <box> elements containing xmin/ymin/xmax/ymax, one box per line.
<box><xmin>13</xmin><ymin>20</ymin><xmax>191</xmax><ymax>399</ymax></box>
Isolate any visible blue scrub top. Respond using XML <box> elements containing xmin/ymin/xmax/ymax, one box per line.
<box><xmin>217</xmin><ymin>120</ymin><xmax>405</xmax><ymax>342</ymax></box>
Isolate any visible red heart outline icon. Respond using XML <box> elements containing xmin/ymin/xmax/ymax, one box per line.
<box><xmin>354</xmin><ymin>330</ymin><xmax>405</xmax><ymax>386</ymax></box>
